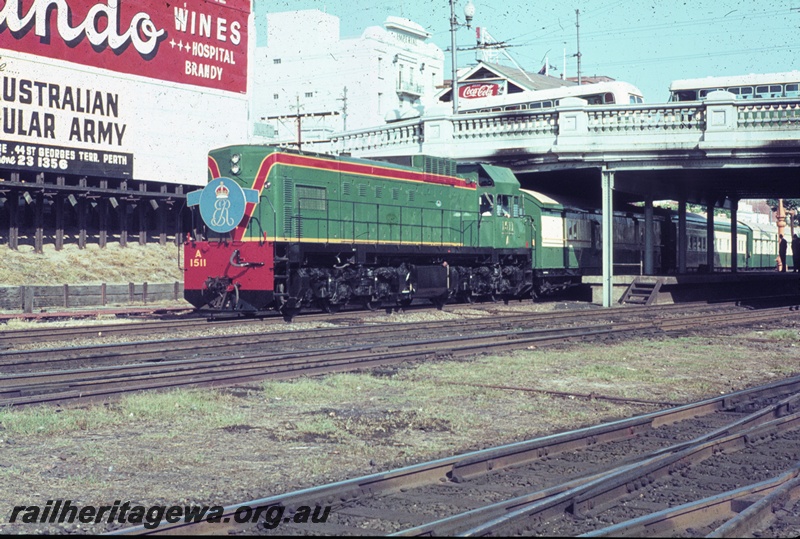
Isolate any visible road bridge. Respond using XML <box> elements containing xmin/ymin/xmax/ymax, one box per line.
<box><xmin>305</xmin><ymin>93</ymin><xmax>800</xmax><ymax>306</ymax></box>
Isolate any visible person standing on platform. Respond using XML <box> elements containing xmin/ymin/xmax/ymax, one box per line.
<box><xmin>779</xmin><ymin>234</ymin><xmax>788</xmax><ymax>272</ymax></box>
<box><xmin>793</xmin><ymin>234</ymin><xmax>800</xmax><ymax>272</ymax></box>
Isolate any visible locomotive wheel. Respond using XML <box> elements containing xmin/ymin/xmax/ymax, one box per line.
<box><xmin>364</xmin><ymin>299</ymin><xmax>381</xmax><ymax>311</ymax></box>
<box><xmin>280</xmin><ymin>306</ymin><xmax>301</xmax><ymax>322</ymax></box>
<box><xmin>431</xmin><ymin>297</ymin><xmax>447</xmax><ymax>310</ymax></box>
<box><xmin>321</xmin><ymin>300</ymin><xmax>342</xmax><ymax>314</ymax></box>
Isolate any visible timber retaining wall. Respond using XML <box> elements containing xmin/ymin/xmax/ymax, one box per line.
<box><xmin>0</xmin><ymin>283</ymin><xmax>184</xmax><ymax>313</ymax></box>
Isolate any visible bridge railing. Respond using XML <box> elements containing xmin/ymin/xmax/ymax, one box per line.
<box><xmin>317</xmin><ymin>96</ymin><xmax>800</xmax><ymax>159</ymax></box>
<box><xmin>736</xmin><ymin>101</ymin><xmax>800</xmax><ymax>128</ymax></box>
<box><xmin>586</xmin><ymin>104</ymin><xmax>705</xmax><ymax>133</ymax></box>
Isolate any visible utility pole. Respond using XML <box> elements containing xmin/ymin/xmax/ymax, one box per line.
<box><xmin>449</xmin><ymin>0</ymin><xmax>475</xmax><ymax>115</ymax></box>
<box><xmin>261</xmin><ymin>100</ymin><xmax>341</xmax><ymax>151</ymax></box>
<box><xmin>294</xmin><ymin>95</ymin><xmax>302</xmax><ymax>151</ymax></box>
<box><xmin>337</xmin><ymin>87</ymin><xmax>348</xmax><ymax>132</ymax></box>
<box><xmin>575</xmin><ymin>9</ymin><xmax>582</xmax><ymax>85</ymax></box>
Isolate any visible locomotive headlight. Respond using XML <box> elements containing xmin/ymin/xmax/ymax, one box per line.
<box><xmin>230</xmin><ymin>153</ymin><xmax>241</xmax><ymax>174</ymax></box>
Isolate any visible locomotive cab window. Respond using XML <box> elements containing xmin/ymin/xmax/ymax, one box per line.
<box><xmin>497</xmin><ymin>195</ymin><xmax>511</xmax><ymax>217</ymax></box>
<box><xmin>480</xmin><ymin>193</ymin><xmax>494</xmax><ymax>216</ymax></box>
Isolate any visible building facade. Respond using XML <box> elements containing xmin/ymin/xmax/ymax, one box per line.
<box><xmin>250</xmin><ymin>10</ymin><xmax>445</xmax><ymax>145</ymax></box>
<box><xmin>0</xmin><ymin>0</ymin><xmax>252</xmax><ymax>251</ymax></box>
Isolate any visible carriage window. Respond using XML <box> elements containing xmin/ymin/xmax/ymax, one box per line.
<box><xmin>739</xmin><ymin>87</ymin><xmax>753</xmax><ymax>98</ymax></box>
<box><xmin>530</xmin><ymin>102</ymin><xmax>542</xmax><ymax>109</ymax></box>
<box><xmin>786</xmin><ymin>84</ymin><xmax>799</xmax><ymax>97</ymax></box>
<box><xmin>542</xmin><ymin>101</ymin><xmax>553</xmax><ymax>108</ymax></box>
<box><xmin>604</xmin><ymin>92</ymin><xmax>615</xmax><ymax>104</ymax></box>
<box><xmin>755</xmin><ymin>85</ymin><xmax>768</xmax><ymax>98</ymax></box>
<box><xmin>676</xmin><ymin>90</ymin><xmax>698</xmax><ymax>101</ymax></box>
<box><xmin>770</xmin><ymin>85</ymin><xmax>783</xmax><ymax>97</ymax></box>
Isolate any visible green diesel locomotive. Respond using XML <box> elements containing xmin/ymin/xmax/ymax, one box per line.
<box><xmin>186</xmin><ymin>145</ymin><xmax>765</xmax><ymax>319</ymax></box>
<box><xmin>184</xmin><ymin>146</ymin><xmax>545</xmax><ymax>319</ymax></box>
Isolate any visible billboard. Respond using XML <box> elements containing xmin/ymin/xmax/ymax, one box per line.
<box><xmin>458</xmin><ymin>80</ymin><xmax>507</xmax><ymax>100</ymax></box>
<box><xmin>0</xmin><ymin>0</ymin><xmax>251</xmax><ymax>185</ymax></box>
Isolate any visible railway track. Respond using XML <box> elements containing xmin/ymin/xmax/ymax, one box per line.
<box><xmin>108</xmin><ymin>376</ymin><xmax>800</xmax><ymax>536</ymax></box>
<box><xmin>2</xmin><ymin>296</ymin><xmax>795</xmax><ymax>349</ymax></box>
<box><xmin>0</xmin><ymin>300</ymin><xmax>748</xmax><ymax>371</ymax></box>
<box><xmin>2</xmin><ymin>303</ymin><xmax>799</xmax><ymax>407</ymax></box>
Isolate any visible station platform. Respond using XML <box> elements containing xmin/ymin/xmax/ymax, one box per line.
<box><xmin>581</xmin><ymin>271</ymin><xmax>800</xmax><ymax>305</ymax></box>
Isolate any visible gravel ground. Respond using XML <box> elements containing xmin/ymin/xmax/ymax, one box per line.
<box><xmin>0</xmin><ymin>303</ymin><xmax>798</xmax><ymax>535</ymax></box>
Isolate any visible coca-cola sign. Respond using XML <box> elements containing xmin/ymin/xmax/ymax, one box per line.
<box><xmin>0</xmin><ymin>0</ymin><xmax>249</xmax><ymax>94</ymax></box>
<box><xmin>459</xmin><ymin>83</ymin><xmax>501</xmax><ymax>99</ymax></box>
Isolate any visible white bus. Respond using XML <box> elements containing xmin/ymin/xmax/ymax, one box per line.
<box><xmin>669</xmin><ymin>72</ymin><xmax>800</xmax><ymax>102</ymax></box>
<box><xmin>458</xmin><ymin>80</ymin><xmax>645</xmax><ymax>114</ymax></box>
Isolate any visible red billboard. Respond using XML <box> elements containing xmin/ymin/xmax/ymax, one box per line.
<box><xmin>0</xmin><ymin>0</ymin><xmax>250</xmax><ymax>94</ymax></box>
<box><xmin>458</xmin><ymin>83</ymin><xmax>503</xmax><ymax>99</ymax></box>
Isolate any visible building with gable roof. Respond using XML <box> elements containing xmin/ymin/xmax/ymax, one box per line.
<box><xmin>436</xmin><ymin>61</ymin><xmax>576</xmax><ymax>108</ymax></box>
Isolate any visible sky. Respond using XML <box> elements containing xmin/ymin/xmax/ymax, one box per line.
<box><xmin>253</xmin><ymin>0</ymin><xmax>799</xmax><ymax>103</ymax></box>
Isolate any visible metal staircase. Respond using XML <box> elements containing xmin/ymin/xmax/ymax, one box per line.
<box><xmin>619</xmin><ymin>278</ymin><xmax>663</xmax><ymax>306</ymax></box>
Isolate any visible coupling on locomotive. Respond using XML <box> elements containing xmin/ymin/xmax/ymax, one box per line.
<box><xmin>183</xmin><ymin>145</ymin><xmax>756</xmax><ymax>319</ymax></box>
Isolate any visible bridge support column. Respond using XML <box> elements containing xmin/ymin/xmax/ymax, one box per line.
<box><xmin>706</xmin><ymin>199</ymin><xmax>715</xmax><ymax>272</ymax></box>
<box><xmin>644</xmin><ymin>197</ymin><xmax>654</xmax><ymax>275</ymax></box>
<box><xmin>602</xmin><ymin>169</ymin><xmax>615</xmax><ymax>307</ymax></box>
<box><xmin>678</xmin><ymin>198</ymin><xmax>687</xmax><ymax>273</ymax></box>
<box><xmin>731</xmin><ymin>198</ymin><xmax>738</xmax><ymax>273</ymax></box>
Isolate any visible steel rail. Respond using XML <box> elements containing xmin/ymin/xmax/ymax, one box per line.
<box><xmin>580</xmin><ymin>466</ymin><xmax>800</xmax><ymax>537</ymax></box>
<box><xmin>706</xmin><ymin>470</ymin><xmax>800</xmax><ymax>538</ymax></box>
<box><xmin>3</xmin><ymin>300</ymin><xmax>792</xmax><ymax>374</ymax></box>
<box><xmin>458</xmin><ymin>409</ymin><xmax>800</xmax><ymax>536</ymax></box>
<box><xmin>4</xmin><ymin>305</ymin><xmax>800</xmax><ymax>407</ymax></box>
<box><xmin>0</xmin><ymin>309</ymin><xmax>625</xmax><ymax>371</ymax></box>
<box><xmin>0</xmin><ymin>322</ymin><xmax>649</xmax><ymax>405</ymax></box>
<box><xmin>394</xmin><ymin>391</ymin><xmax>800</xmax><ymax>536</ymax></box>
<box><xmin>0</xmin><ymin>298</ymin><xmax>771</xmax><ymax>349</ymax></box>
<box><xmin>106</xmin><ymin>378</ymin><xmax>800</xmax><ymax>535</ymax></box>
